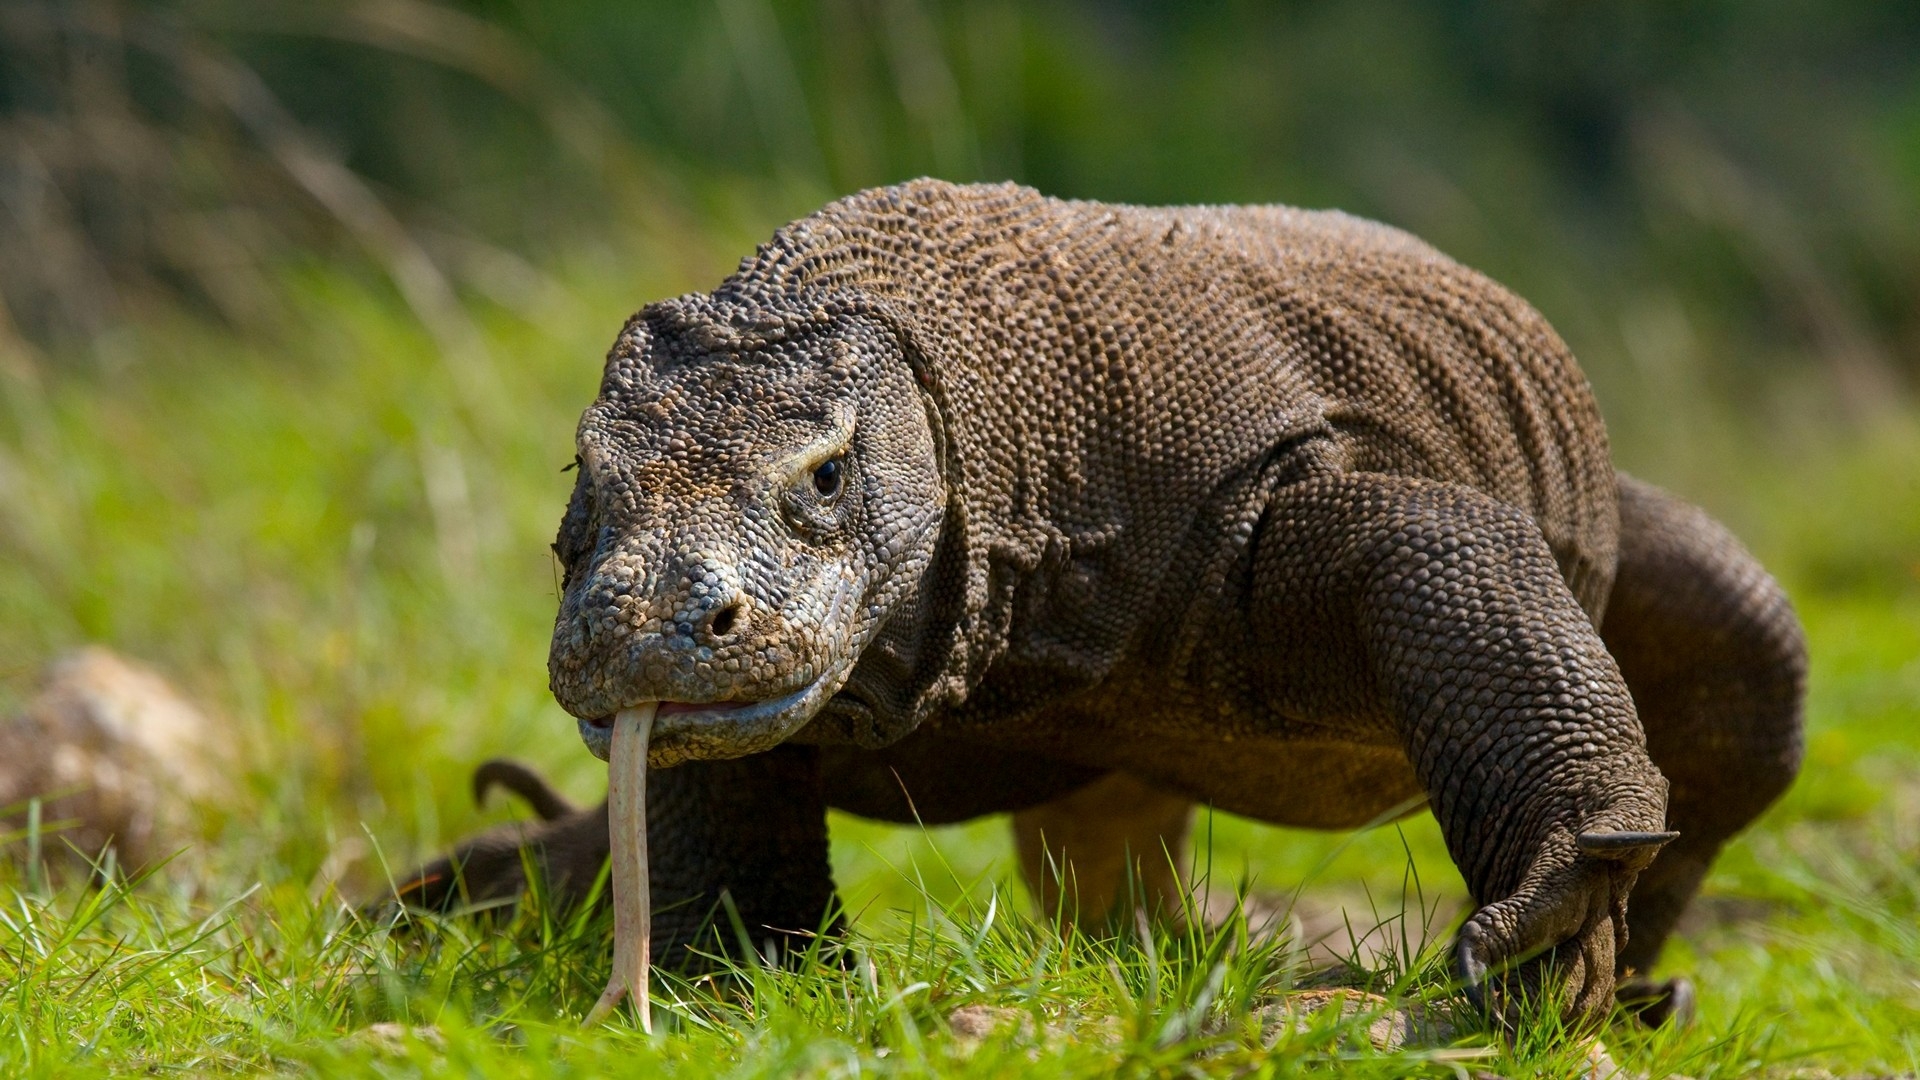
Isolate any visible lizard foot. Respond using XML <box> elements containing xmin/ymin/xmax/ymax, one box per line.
<box><xmin>1456</xmin><ymin>829</ymin><xmax>1677</xmax><ymax>1030</ymax></box>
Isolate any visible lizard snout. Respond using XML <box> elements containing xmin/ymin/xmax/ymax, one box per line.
<box><xmin>666</xmin><ymin>555</ymin><xmax>748</xmax><ymax>644</ymax></box>
<box><xmin>550</xmin><ymin>539</ymin><xmax>852</xmax><ymax>766</ymax></box>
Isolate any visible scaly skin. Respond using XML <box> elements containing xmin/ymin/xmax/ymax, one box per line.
<box><xmin>385</xmin><ymin>181</ymin><xmax>1806</xmax><ymax>1030</ymax></box>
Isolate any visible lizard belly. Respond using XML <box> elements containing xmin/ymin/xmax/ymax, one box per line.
<box><xmin>948</xmin><ymin>688</ymin><xmax>1428</xmax><ymax>830</ymax></box>
<box><xmin>1109</xmin><ymin>735</ymin><xmax>1427</xmax><ymax>830</ymax></box>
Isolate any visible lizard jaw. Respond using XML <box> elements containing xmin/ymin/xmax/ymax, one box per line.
<box><xmin>577</xmin><ymin>672</ymin><xmax>837</xmax><ymax>766</ymax></box>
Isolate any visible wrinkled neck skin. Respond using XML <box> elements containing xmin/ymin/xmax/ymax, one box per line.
<box><xmin>792</xmin><ymin>495</ymin><xmax>967</xmax><ymax>749</ymax></box>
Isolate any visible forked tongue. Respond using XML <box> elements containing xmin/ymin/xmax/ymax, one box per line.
<box><xmin>585</xmin><ymin>702</ymin><xmax>657</xmax><ymax>1030</ymax></box>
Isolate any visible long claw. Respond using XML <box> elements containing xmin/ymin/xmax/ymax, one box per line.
<box><xmin>1574</xmin><ymin>831</ymin><xmax>1679</xmax><ymax>860</ymax></box>
<box><xmin>1456</xmin><ymin>920</ymin><xmax>1493</xmax><ymax>1008</ymax></box>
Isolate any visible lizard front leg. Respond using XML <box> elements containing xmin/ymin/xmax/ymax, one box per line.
<box><xmin>643</xmin><ymin>744</ymin><xmax>841</xmax><ymax>967</ymax></box>
<box><xmin>1251</xmin><ymin>472</ymin><xmax>1671</xmax><ymax>1029</ymax></box>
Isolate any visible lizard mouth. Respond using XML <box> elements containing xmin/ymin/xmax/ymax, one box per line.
<box><xmin>577</xmin><ymin>675</ymin><xmax>832</xmax><ymax>766</ymax></box>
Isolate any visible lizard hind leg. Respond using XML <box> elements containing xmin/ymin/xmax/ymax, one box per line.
<box><xmin>1601</xmin><ymin>474</ymin><xmax>1807</xmax><ymax>1025</ymax></box>
<box><xmin>1010</xmin><ymin>773</ymin><xmax>1196</xmax><ymax>931</ymax></box>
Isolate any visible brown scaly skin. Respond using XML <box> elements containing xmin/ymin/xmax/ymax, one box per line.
<box><xmin>384</xmin><ymin>180</ymin><xmax>1806</xmax><ymax>1030</ymax></box>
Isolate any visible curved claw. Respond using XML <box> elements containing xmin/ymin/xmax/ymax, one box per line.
<box><xmin>1452</xmin><ymin>829</ymin><xmax>1654</xmax><ymax>1029</ymax></box>
<box><xmin>1575</xmin><ymin>830</ymin><xmax>1679</xmax><ymax>860</ymax></box>
<box><xmin>1455</xmin><ymin>919</ymin><xmax>1495</xmax><ymax>1010</ymax></box>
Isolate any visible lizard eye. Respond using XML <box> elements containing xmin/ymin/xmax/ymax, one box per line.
<box><xmin>812</xmin><ymin>457</ymin><xmax>844</xmax><ymax>499</ymax></box>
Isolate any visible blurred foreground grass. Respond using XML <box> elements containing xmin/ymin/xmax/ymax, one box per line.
<box><xmin>0</xmin><ymin>256</ymin><xmax>1917</xmax><ymax>1077</ymax></box>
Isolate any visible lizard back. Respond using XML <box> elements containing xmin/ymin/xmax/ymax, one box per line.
<box><xmin>707</xmin><ymin>180</ymin><xmax>1619</xmax><ymax>716</ymax></box>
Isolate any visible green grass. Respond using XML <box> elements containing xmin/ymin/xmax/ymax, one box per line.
<box><xmin>1</xmin><ymin>262</ymin><xmax>1917</xmax><ymax>1077</ymax></box>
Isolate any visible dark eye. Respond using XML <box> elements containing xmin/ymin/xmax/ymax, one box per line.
<box><xmin>812</xmin><ymin>457</ymin><xmax>844</xmax><ymax>498</ymax></box>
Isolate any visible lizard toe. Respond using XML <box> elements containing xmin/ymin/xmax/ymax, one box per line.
<box><xmin>1457</xmin><ymin>828</ymin><xmax>1676</xmax><ymax>1031</ymax></box>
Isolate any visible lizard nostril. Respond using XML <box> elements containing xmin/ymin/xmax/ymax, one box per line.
<box><xmin>707</xmin><ymin>600</ymin><xmax>741</xmax><ymax>639</ymax></box>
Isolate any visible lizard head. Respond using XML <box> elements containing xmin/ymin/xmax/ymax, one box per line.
<box><xmin>549</xmin><ymin>292</ymin><xmax>947</xmax><ymax>767</ymax></box>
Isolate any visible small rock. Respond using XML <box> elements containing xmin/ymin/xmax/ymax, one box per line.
<box><xmin>347</xmin><ymin>1022</ymin><xmax>446</xmax><ymax>1055</ymax></box>
<box><xmin>1585</xmin><ymin>1040</ymin><xmax>1631</xmax><ymax>1080</ymax></box>
<box><xmin>1253</xmin><ymin>987</ymin><xmax>1466</xmax><ymax>1051</ymax></box>
<box><xmin>0</xmin><ymin>647</ymin><xmax>230</xmax><ymax>875</ymax></box>
<box><xmin>947</xmin><ymin>1004</ymin><xmax>1035</xmax><ymax>1045</ymax></box>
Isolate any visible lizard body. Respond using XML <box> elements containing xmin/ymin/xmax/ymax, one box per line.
<box><xmin>392</xmin><ymin>181</ymin><xmax>1806</xmax><ymax>1028</ymax></box>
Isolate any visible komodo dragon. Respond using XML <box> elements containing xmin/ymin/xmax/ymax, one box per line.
<box><xmin>388</xmin><ymin>180</ymin><xmax>1806</xmax><ymax>1028</ymax></box>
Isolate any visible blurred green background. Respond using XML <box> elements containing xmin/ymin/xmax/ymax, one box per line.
<box><xmin>10</xmin><ymin>1</ymin><xmax>1920</xmax><ymax>438</ymax></box>
<box><xmin>1</xmin><ymin>1</ymin><xmax>1918</xmax><ymax>1069</ymax></box>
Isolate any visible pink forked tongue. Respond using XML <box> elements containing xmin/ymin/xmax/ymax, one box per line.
<box><xmin>585</xmin><ymin>703</ymin><xmax>657</xmax><ymax>1031</ymax></box>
